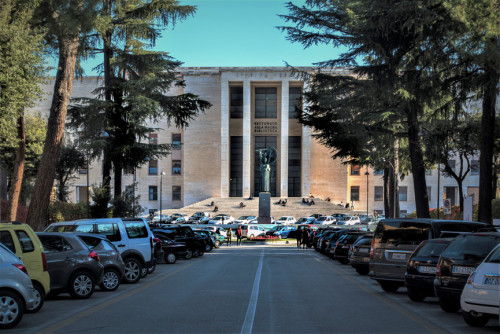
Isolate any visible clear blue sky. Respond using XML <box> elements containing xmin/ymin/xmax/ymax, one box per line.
<box><xmin>75</xmin><ymin>0</ymin><xmax>341</xmax><ymax>75</ymax></box>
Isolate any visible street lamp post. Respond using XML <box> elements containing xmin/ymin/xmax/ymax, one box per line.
<box><xmin>86</xmin><ymin>153</ymin><xmax>90</xmax><ymax>218</ymax></box>
<box><xmin>365</xmin><ymin>170</ymin><xmax>369</xmax><ymax>228</ymax></box>
<box><xmin>159</xmin><ymin>171</ymin><xmax>165</xmax><ymax>220</ymax></box>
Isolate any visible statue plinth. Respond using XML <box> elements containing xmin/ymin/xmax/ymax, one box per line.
<box><xmin>256</xmin><ymin>147</ymin><xmax>277</xmax><ymax>225</ymax></box>
<box><xmin>258</xmin><ymin>193</ymin><xmax>271</xmax><ymax>224</ymax></box>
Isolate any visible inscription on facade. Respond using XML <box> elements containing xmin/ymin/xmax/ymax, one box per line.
<box><xmin>254</xmin><ymin>121</ymin><xmax>278</xmax><ymax>134</ymax></box>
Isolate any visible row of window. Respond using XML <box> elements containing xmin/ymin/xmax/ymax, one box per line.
<box><xmin>351</xmin><ymin>186</ymin><xmax>459</xmax><ymax>203</ymax></box>
<box><xmin>230</xmin><ymin>86</ymin><xmax>302</xmax><ymax>119</ymax></box>
<box><xmin>149</xmin><ymin>186</ymin><xmax>181</xmax><ymax>201</ymax></box>
<box><xmin>148</xmin><ymin>160</ymin><xmax>181</xmax><ymax>175</ymax></box>
<box><xmin>350</xmin><ymin>160</ymin><xmax>480</xmax><ymax>176</ymax></box>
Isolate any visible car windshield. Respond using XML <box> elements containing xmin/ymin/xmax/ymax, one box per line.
<box><xmin>339</xmin><ymin>217</ymin><xmax>351</xmax><ymax>221</ymax></box>
<box><xmin>213</xmin><ymin>217</ymin><xmax>223</xmax><ymax>220</ymax></box>
<box><xmin>414</xmin><ymin>240</ymin><xmax>450</xmax><ymax>258</ymax></box>
<box><xmin>317</xmin><ymin>217</ymin><xmax>326</xmax><ymax>221</ymax></box>
<box><xmin>441</xmin><ymin>235</ymin><xmax>500</xmax><ymax>260</ymax></box>
<box><xmin>270</xmin><ymin>226</ymin><xmax>281</xmax><ymax>231</ymax></box>
<box><xmin>278</xmin><ymin>217</ymin><xmax>287</xmax><ymax>221</ymax></box>
<box><xmin>45</xmin><ymin>224</ymin><xmax>74</xmax><ymax>232</ymax></box>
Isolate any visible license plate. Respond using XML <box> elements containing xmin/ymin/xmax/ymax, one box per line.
<box><xmin>452</xmin><ymin>266</ymin><xmax>475</xmax><ymax>275</ymax></box>
<box><xmin>484</xmin><ymin>277</ymin><xmax>499</xmax><ymax>285</ymax></box>
<box><xmin>358</xmin><ymin>248</ymin><xmax>369</xmax><ymax>253</ymax></box>
<box><xmin>392</xmin><ymin>253</ymin><xmax>406</xmax><ymax>260</ymax></box>
<box><xmin>418</xmin><ymin>266</ymin><xmax>438</xmax><ymax>274</ymax></box>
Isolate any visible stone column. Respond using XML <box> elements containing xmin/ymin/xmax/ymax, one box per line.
<box><xmin>220</xmin><ymin>77</ymin><xmax>229</xmax><ymax>197</ymax></box>
<box><xmin>280</xmin><ymin>79</ymin><xmax>289</xmax><ymax>197</ymax></box>
<box><xmin>301</xmin><ymin>78</ymin><xmax>311</xmax><ymax>197</ymax></box>
<box><xmin>242</xmin><ymin>79</ymin><xmax>251</xmax><ymax>197</ymax></box>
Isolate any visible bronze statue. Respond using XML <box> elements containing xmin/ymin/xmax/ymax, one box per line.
<box><xmin>256</xmin><ymin>147</ymin><xmax>277</xmax><ymax>193</ymax></box>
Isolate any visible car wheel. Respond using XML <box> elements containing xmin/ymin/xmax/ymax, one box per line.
<box><xmin>406</xmin><ymin>287</ymin><xmax>426</xmax><ymax>302</ymax></box>
<box><xmin>148</xmin><ymin>262</ymin><xmax>156</xmax><ymax>274</ymax></box>
<box><xmin>214</xmin><ymin>240</ymin><xmax>220</xmax><ymax>248</ymax></box>
<box><xmin>68</xmin><ymin>271</ymin><xmax>95</xmax><ymax>299</ymax></box>
<box><xmin>249</xmin><ymin>234</ymin><xmax>255</xmax><ymax>240</ymax></box>
<box><xmin>184</xmin><ymin>250</ymin><xmax>193</xmax><ymax>260</ymax></box>
<box><xmin>463</xmin><ymin>311</ymin><xmax>490</xmax><ymax>327</ymax></box>
<box><xmin>193</xmin><ymin>249</ymin><xmax>200</xmax><ymax>258</ymax></box>
<box><xmin>379</xmin><ymin>281</ymin><xmax>399</xmax><ymax>293</ymax></box>
<box><xmin>355</xmin><ymin>267</ymin><xmax>369</xmax><ymax>275</ymax></box>
<box><xmin>205</xmin><ymin>244</ymin><xmax>213</xmax><ymax>252</ymax></box>
<box><xmin>165</xmin><ymin>252</ymin><xmax>177</xmax><ymax>264</ymax></box>
<box><xmin>26</xmin><ymin>281</ymin><xmax>44</xmax><ymax>313</ymax></box>
<box><xmin>123</xmin><ymin>258</ymin><xmax>142</xmax><ymax>284</ymax></box>
<box><xmin>0</xmin><ymin>289</ymin><xmax>24</xmax><ymax>329</ymax></box>
<box><xmin>99</xmin><ymin>269</ymin><xmax>120</xmax><ymax>292</ymax></box>
<box><xmin>140</xmin><ymin>266</ymin><xmax>149</xmax><ymax>278</ymax></box>
<box><xmin>438</xmin><ymin>297</ymin><xmax>460</xmax><ymax>313</ymax></box>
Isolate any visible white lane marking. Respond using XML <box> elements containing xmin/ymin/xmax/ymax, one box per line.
<box><xmin>240</xmin><ymin>249</ymin><xmax>264</xmax><ymax>334</ymax></box>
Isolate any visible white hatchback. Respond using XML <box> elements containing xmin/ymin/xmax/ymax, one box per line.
<box><xmin>461</xmin><ymin>243</ymin><xmax>500</xmax><ymax>328</ymax></box>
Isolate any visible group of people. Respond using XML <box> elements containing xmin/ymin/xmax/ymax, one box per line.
<box><xmin>302</xmin><ymin>198</ymin><xmax>315</xmax><ymax>206</ymax></box>
<box><xmin>296</xmin><ymin>228</ymin><xmax>311</xmax><ymax>249</ymax></box>
<box><xmin>276</xmin><ymin>198</ymin><xmax>287</xmax><ymax>206</ymax></box>
<box><xmin>225</xmin><ymin>226</ymin><xmax>243</xmax><ymax>246</ymax></box>
<box><xmin>338</xmin><ymin>201</ymin><xmax>355</xmax><ymax>210</ymax></box>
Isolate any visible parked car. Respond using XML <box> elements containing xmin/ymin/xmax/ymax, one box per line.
<box><xmin>276</xmin><ymin>216</ymin><xmax>297</xmax><ymax>225</ymax></box>
<box><xmin>370</xmin><ymin>219</ymin><xmax>494</xmax><ymax>293</ymax></box>
<box><xmin>152</xmin><ymin>214</ymin><xmax>170</xmax><ymax>224</ymax></box>
<box><xmin>434</xmin><ymin>232</ymin><xmax>500</xmax><ymax>312</ymax></box>
<box><xmin>187</xmin><ymin>212</ymin><xmax>211</xmax><ymax>224</ymax></box>
<box><xmin>194</xmin><ymin>231</ymin><xmax>215</xmax><ymax>252</ymax></box>
<box><xmin>331</xmin><ymin>231</ymin><xmax>366</xmax><ymax>263</ymax></box>
<box><xmin>265</xmin><ymin>226</ymin><xmax>296</xmax><ymax>239</ymax></box>
<box><xmin>77</xmin><ymin>234</ymin><xmax>125</xmax><ymax>292</ymax></box>
<box><xmin>296</xmin><ymin>217</ymin><xmax>316</xmax><ymax>225</ymax></box>
<box><xmin>325</xmin><ymin>230</ymin><xmax>351</xmax><ymax>257</ymax></box>
<box><xmin>314</xmin><ymin>216</ymin><xmax>336</xmax><ymax>225</ymax></box>
<box><xmin>404</xmin><ymin>238</ymin><xmax>453</xmax><ymax>302</ymax></box>
<box><xmin>320</xmin><ymin>230</ymin><xmax>347</xmax><ymax>254</ymax></box>
<box><xmin>208</xmin><ymin>216</ymin><xmax>232</xmax><ymax>225</ymax></box>
<box><xmin>152</xmin><ymin>233</ymin><xmax>188</xmax><ymax>264</ymax></box>
<box><xmin>332</xmin><ymin>213</ymin><xmax>347</xmax><ymax>220</ymax></box>
<box><xmin>349</xmin><ymin>234</ymin><xmax>373</xmax><ymax>275</ymax></box>
<box><xmin>234</xmin><ymin>216</ymin><xmax>257</xmax><ymax>224</ymax></box>
<box><xmin>241</xmin><ymin>225</ymin><xmax>266</xmax><ymax>239</ymax></box>
<box><xmin>153</xmin><ymin>226</ymin><xmax>205</xmax><ymax>258</ymax></box>
<box><xmin>337</xmin><ymin>216</ymin><xmax>361</xmax><ymax>225</ymax></box>
<box><xmin>310</xmin><ymin>214</ymin><xmax>324</xmax><ymax>219</ymax></box>
<box><xmin>169</xmin><ymin>213</ymin><xmax>189</xmax><ymax>223</ymax></box>
<box><xmin>0</xmin><ymin>221</ymin><xmax>50</xmax><ymax>313</ymax></box>
<box><xmin>44</xmin><ymin>218</ymin><xmax>155</xmax><ymax>284</ymax></box>
<box><xmin>37</xmin><ymin>232</ymin><xmax>104</xmax><ymax>299</ymax></box>
<box><xmin>196</xmin><ymin>229</ymin><xmax>225</xmax><ymax>248</ymax></box>
<box><xmin>0</xmin><ymin>243</ymin><xmax>36</xmax><ymax>329</ymax></box>
<box><xmin>461</xmin><ymin>243</ymin><xmax>500</xmax><ymax>327</ymax></box>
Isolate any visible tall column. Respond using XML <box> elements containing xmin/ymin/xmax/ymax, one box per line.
<box><xmin>280</xmin><ymin>79</ymin><xmax>289</xmax><ymax>197</ymax></box>
<box><xmin>242</xmin><ymin>79</ymin><xmax>251</xmax><ymax>197</ymax></box>
<box><xmin>220</xmin><ymin>77</ymin><xmax>230</xmax><ymax>197</ymax></box>
<box><xmin>301</xmin><ymin>78</ymin><xmax>311</xmax><ymax>197</ymax></box>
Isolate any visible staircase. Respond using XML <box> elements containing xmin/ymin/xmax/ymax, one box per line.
<box><xmin>159</xmin><ymin>197</ymin><xmax>358</xmax><ymax>219</ymax></box>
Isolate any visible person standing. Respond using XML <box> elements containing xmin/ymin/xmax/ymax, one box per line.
<box><xmin>302</xmin><ymin>228</ymin><xmax>310</xmax><ymax>249</ymax></box>
<box><xmin>226</xmin><ymin>227</ymin><xmax>232</xmax><ymax>246</ymax></box>
<box><xmin>236</xmin><ymin>226</ymin><xmax>242</xmax><ymax>246</ymax></box>
<box><xmin>296</xmin><ymin>228</ymin><xmax>302</xmax><ymax>249</ymax></box>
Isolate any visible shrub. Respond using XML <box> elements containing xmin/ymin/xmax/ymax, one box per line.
<box><xmin>47</xmin><ymin>202</ymin><xmax>86</xmax><ymax>225</ymax></box>
<box><xmin>0</xmin><ymin>200</ymin><xmax>28</xmax><ymax>222</ymax></box>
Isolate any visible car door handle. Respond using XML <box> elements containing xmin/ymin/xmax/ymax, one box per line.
<box><xmin>117</xmin><ymin>244</ymin><xmax>126</xmax><ymax>247</ymax></box>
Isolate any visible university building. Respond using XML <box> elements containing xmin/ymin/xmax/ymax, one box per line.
<box><xmin>31</xmin><ymin>67</ymin><xmax>480</xmax><ymax>216</ymax></box>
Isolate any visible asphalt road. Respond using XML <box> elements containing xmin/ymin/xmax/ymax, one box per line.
<box><xmin>11</xmin><ymin>245</ymin><xmax>500</xmax><ymax>334</ymax></box>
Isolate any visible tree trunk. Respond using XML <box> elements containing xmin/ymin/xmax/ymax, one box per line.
<box><xmin>406</xmin><ymin>107</ymin><xmax>430</xmax><ymax>218</ymax></box>
<box><xmin>478</xmin><ymin>67</ymin><xmax>499</xmax><ymax>224</ymax></box>
<box><xmin>383</xmin><ymin>168</ymin><xmax>390</xmax><ymax>218</ymax></box>
<box><xmin>26</xmin><ymin>35</ymin><xmax>80</xmax><ymax>231</ymax></box>
<box><xmin>393</xmin><ymin>139</ymin><xmax>400</xmax><ymax>218</ymax></box>
<box><xmin>7</xmin><ymin>115</ymin><xmax>26</xmax><ymax>221</ymax></box>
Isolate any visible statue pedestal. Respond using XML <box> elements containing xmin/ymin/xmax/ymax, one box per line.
<box><xmin>258</xmin><ymin>192</ymin><xmax>271</xmax><ymax>224</ymax></box>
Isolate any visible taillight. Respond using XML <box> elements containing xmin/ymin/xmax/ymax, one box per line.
<box><xmin>88</xmin><ymin>251</ymin><xmax>100</xmax><ymax>262</ymax></box>
<box><xmin>370</xmin><ymin>239</ymin><xmax>375</xmax><ymax>259</ymax></box>
<box><xmin>153</xmin><ymin>238</ymin><xmax>161</xmax><ymax>244</ymax></box>
<box><xmin>150</xmin><ymin>237</ymin><xmax>154</xmax><ymax>249</ymax></box>
<box><xmin>13</xmin><ymin>263</ymin><xmax>29</xmax><ymax>275</ymax></box>
<box><xmin>436</xmin><ymin>264</ymin><xmax>441</xmax><ymax>278</ymax></box>
<box><xmin>42</xmin><ymin>252</ymin><xmax>48</xmax><ymax>272</ymax></box>
<box><xmin>467</xmin><ymin>270</ymin><xmax>477</xmax><ymax>285</ymax></box>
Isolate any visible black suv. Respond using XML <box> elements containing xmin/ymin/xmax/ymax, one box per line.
<box><xmin>434</xmin><ymin>232</ymin><xmax>500</xmax><ymax>312</ymax></box>
<box><xmin>332</xmin><ymin>231</ymin><xmax>366</xmax><ymax>264</ymax></box>
<box><xmin>405</xmin><ymin>238</ymin><xmax>452</xmax><ymax>302</ymax></box>
<box><xmin>153</xmin><ymin>226</ymin><xmax>205</xmax><ymax>257</ymax></box>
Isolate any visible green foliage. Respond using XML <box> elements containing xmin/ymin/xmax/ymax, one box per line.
<box><xmin>55</xmin><ymin>142</ymin><xmax>86</xmax><ymax>202</ymax></box>
<box><xmin>110</xmin><ymin>185</ymin><xmax>144</xmax><ymax>218</ymax></box>
<box><xmin>47</xmin><ymin>202</ymin><xmax>86</xmax><ymax>225</ymax></box>
<box><xmin>89</xmin><ymin>184</ymin><xmax>111</xmax><ymax>218</ymax></box>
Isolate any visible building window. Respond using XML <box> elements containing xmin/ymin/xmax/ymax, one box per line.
<box><xmin>172</xmin><ymin>186</ymin><xmax>181</xmax><ymax>201</ymax></box>
<box><xmin>255</xmin><ymin>87</ymin><xmax>277</xmax><ymax>118</ymax></box>
<box><xmin>172</xmin><ymin>160</ymin><xmax>181</xmax><ymax>175</ymax></box>
<box><xmin>230</xmin><ymin>86</ymin><xmax>243</xmax><ymax>118</ymax></box>
<box><xmin>350</xmin><ymin>165</ymin><xmax>360</xmax><ymax>175</ymax></box>
<box><xmin>351</xmin><ymin>186</ymin><xmax>360</xmax><ymax>201</ymax></box>
<box><xmin>76</xmin><ymin>186</ymin><xmax>89</xmax><ymax>204</ymax></box>
<box><xmin>427</xmin><ymin>186</ymin><xmax>432</xmax><ymax>202</ymax></box>
<box><xmin>172</xmin><ymin>134</ymin><xmax>181</xmax><ymax>150</ymax></box>
<box><xmin>289</xmin><ymin>87</ymin><xmax>302</xmax><ymax>119</ymax></box>
<box><xmin>149</xmin><ymin>186</ymin><xmax>157</xmax><ymax>201</ymax></box>
<box><xmin>445</xmin><ymin>186</ymin><xmax>457</xmax><ymax>206</ymax></box>
<box><xmin>288</xmin><ymin>136</ymin><xmax>301</xmax><ymax>197</ymax></box>
<box><xmin>230</xmin><ymin>136</ymin><xmax>243</xmax><ymax>197</ymax></box>
<box><xmin>149</xmin><ymin>133</ymin><xmax>158</xmax><ymax>146</ymax></box>
<box><xmin>148</xmin><ymin>160</ymin><xmax>158</xmax><ymax>175</ymax></box>
<box><xmin>471</xmin><ymin>160</ymin><xmax>479</xmax><ymax>175</ymax></box>
<box><xmin>373</xmin><ymin>169</ymin><xmax>383</xmax><ymax>175</ymax></box>
<box><xmin>374</xmin><ymin>186</ymin><xmax>383</xmax><ymax>201</ymax></box>
<box><xmin>398</xmin><ymin>186</ymin><xmax>408</xmax><ymax>202</ymax></box>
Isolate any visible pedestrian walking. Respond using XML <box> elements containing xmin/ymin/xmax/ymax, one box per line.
<box><xmin>226</xmin><ymin>227</ymin><xmax>232</xmax><ymax>246</ymax></box>
<box><xmin>302</xmin><ymin>228</ymin><xmax>310</xmax><ymax>249</ymax></box>
<box><xmin>296</xmin><ymin>228</ymin><xmax>302</xmax><ymax>249</ymax></box>
<box><xmin>236</xmin><ymin>226</ymin><xmax>243</xmax><ymax>246</ymax></box>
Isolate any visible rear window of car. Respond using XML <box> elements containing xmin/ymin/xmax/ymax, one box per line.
<box><xmin>39</xmin><ymin>236</ymin><xmax>72</xmax><ymax>252</ymax></box>
<box><xmin>437</xmin><ymin>222</ymin><xmax>494</xmax><ymax>235</ymax></box>
<box><xmin>96</xmin><ymin>223</ymin><xmax>121</xmax><ymax>242</ymax></box>
<box><xmin>15</xmin><ymin>230</ymin><xmax>34</xmax><ymax>253</ymax></box>
<box><xmin>124</xmin><ymin>221</ymin><xmax>148</xmax><ymax>239</ymax></box>
<box><xmin>78</xmin><ymin>235</ymin><xmax>102</xmax><ymax>249</ymax></box>
<box><xmin>374</xmin><ymin>221</ymin><xmax>431</xmax><ymax>246</ymax></box>
<box><xmin>414</xmin><ymin>240</ymin><xmax>450</xmax><ymax>258</ymax></box>
<box><xmin>485</xmin><ymin>245</ymin><xmax>500</xmax><ymax>263</ymax></box>
<box><xmin>441</xmin><ymin>235</ymin><xmax>500</xmax><ymax>260</ymax></box>
<box><xmin>45</xmin><ymin>224</ymin><xmax>75</xmax><ymax>232</ymax></box>
<box><xmin>354</xmin><ymin>237</ymin><xmax>372</xmax><ymax>247</ymax></box>
<box><xmin>0</xmin><ymin>231</ymin><xmax>15</xmax><ymax>253</ymax></box>
<box><xmin>75</xmin><ymin>224</ymin><xmax>94</xmax><ymax>233</ymax></box>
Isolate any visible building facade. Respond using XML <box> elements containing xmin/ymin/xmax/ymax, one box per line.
<box><xmin>31</xmin><ymin>67</ymin><xmax>480</xmax><ymax>216</ymax></box>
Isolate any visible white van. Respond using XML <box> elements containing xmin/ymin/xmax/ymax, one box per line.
<box><xmin>241</xmin><ymin>225</ymin><xmax>266</xmax><ymax>239</ymax></box>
